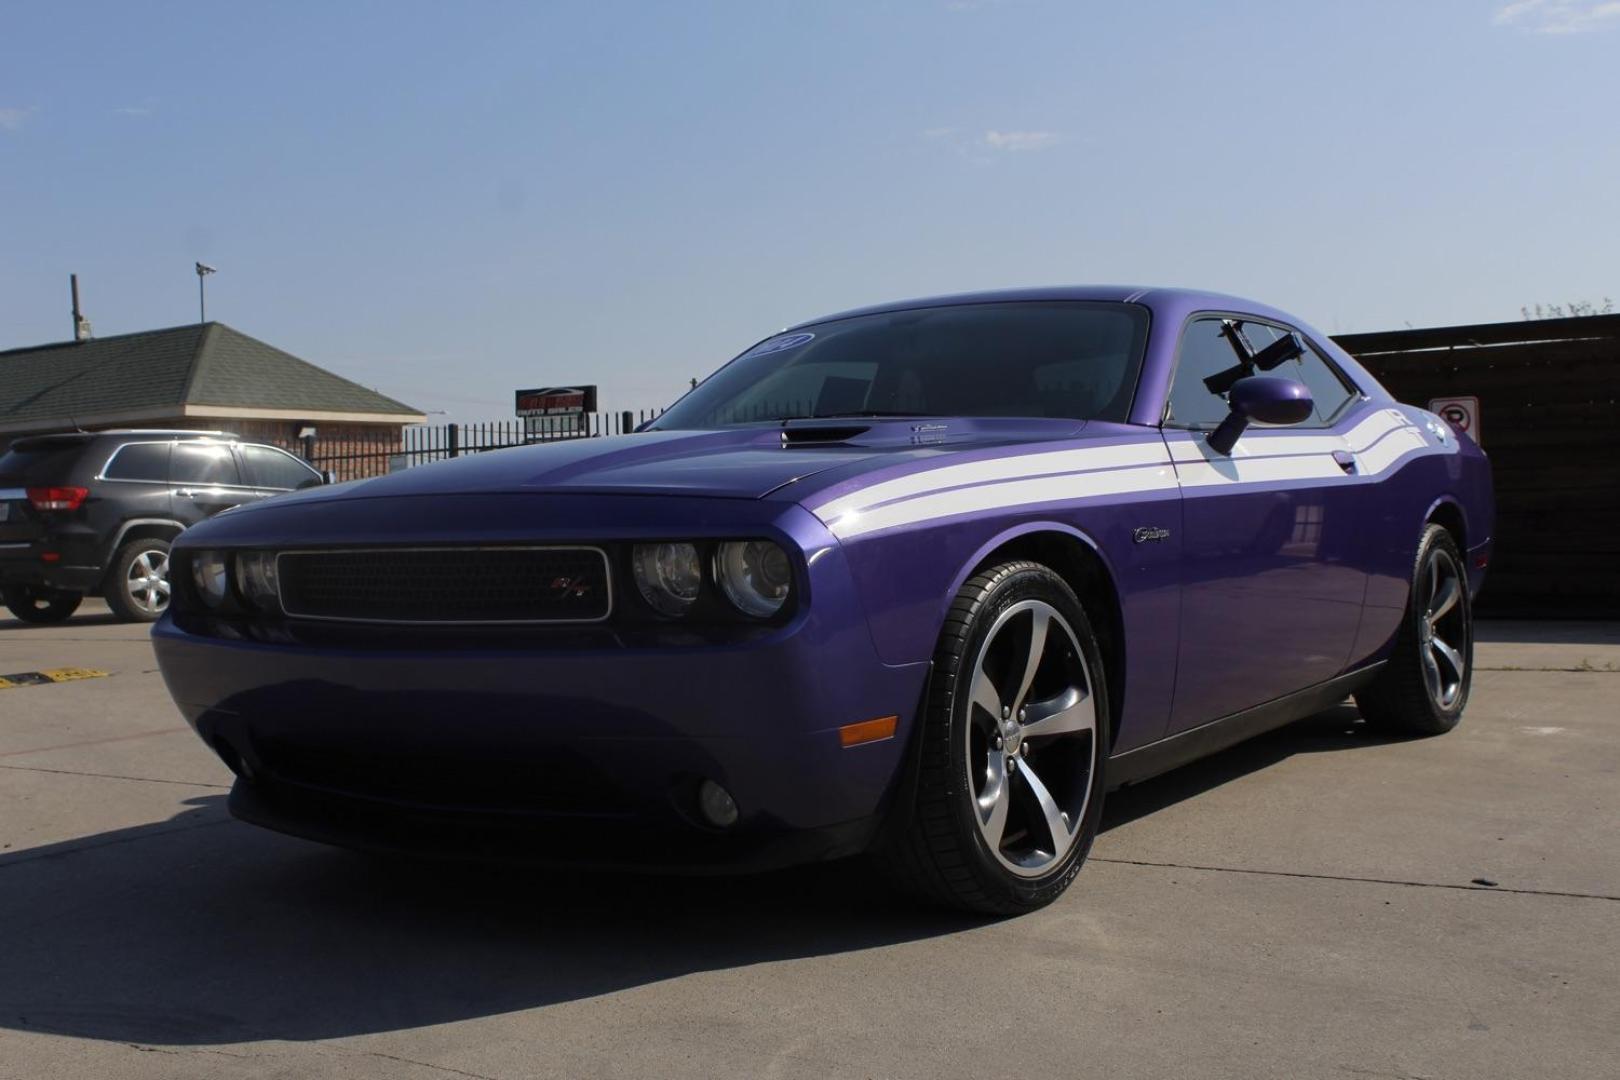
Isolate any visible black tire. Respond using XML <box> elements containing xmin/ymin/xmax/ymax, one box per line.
<box><xmin>104</xmin><ymin>537</ymin><xmax>174</xmax><ymax>623</ymax></box>
<box><xmin>1354</xmin><ymin>524</ymin><xmax>1472</xmax><ymax>736</ymax></box>
<box><xmin>882</xmin><ymin>561</ymin><xmax>1109</xmax><ymax>915</ymax></box>
<box><xmin>3</xmin><ymin>584</ymin><xmax>83</xmax><ymax>624</ymax></box>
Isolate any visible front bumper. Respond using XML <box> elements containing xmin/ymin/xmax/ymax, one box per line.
<box><xmin>154</xmin><ymin>613</ymin><xmax>927</xmax><ymax>868</ymax></box>
<box><xmin>152</xmin><ymin>496</ymin><xmax>930</xmax><ymax>869</ymax></box>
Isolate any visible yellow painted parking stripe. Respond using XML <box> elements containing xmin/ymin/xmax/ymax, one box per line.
<box><xmin>0</xmin><ymin>668</ymin><xmax>111</xmax><ymax>689</ymax></box>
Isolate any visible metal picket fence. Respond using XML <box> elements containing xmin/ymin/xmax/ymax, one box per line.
<box><xmin>310</xmin><ymin>409</ymin><xmax>666</xmax><ymax>481</ymax></box>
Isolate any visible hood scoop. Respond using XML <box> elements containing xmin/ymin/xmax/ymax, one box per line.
<box><xmin>780</xmin><ymin>421</ymin><xmax>872</xmax><ymax>447</ymax></box>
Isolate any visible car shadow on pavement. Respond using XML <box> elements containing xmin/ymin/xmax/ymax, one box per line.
<box><xmin>0</xmin><ymin>794</ymin><xmax>981</xmax><ymax>1045</ymax></box>
<box><xmin>1101</xmin><ymin>704</ymin><xmax>1402</xmax><ymax>831</ymax></box>
<box><xmin>0</xmin><ymin>612</ymin><xmax>126</xmax><ymax>631</ymax></box>
<box><xmin>0</xmin><ymin>705</ymin><xmax>1394</xmax><ymax>1047</ymax></box>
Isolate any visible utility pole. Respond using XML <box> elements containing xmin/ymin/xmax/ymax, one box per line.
<box><xmin>69</xmin><ymin>274</ymin><xmax>93</xmax><ymax>340</ymax></box>
<box><xmin>195</xmin><ymin>262</ymin><xmax>216</xmax><ymax>322</ymax></box>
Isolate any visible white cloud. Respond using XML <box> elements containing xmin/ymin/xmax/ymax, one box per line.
<box><xmin>0</xmin><ymin>106</ymin><xmax>35</xmax><ymax>132</ymax></box>
<box><xmin>1494</xmin><ymin>0</ymin><xmax>1620</xmax><ymax>33</ymax></box>
<box><xmin>983</xmin><ymin>129</ymin><xmax>1061</xmax><ymax>152</ymax></box>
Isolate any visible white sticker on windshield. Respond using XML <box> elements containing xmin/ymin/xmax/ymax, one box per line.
<box><xmin>744</xmin><ymin>332</ymin><xmax>814</xmax><ymax>358</ymax></box>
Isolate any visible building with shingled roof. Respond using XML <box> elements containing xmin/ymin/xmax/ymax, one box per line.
<box><xmin>0</xmin><ymin>322</ymin><xmax>424</xmax><ymax>478</ymax></box>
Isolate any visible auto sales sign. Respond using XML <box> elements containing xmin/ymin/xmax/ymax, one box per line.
<box><xmin>516</xmin><ymin>385</ymin><xmax>598</xmax><ymax>437</ymax></box>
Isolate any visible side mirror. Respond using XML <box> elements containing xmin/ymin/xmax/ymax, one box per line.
<box><xmin>321</xmin><ymin>470</ymin><xmax>337</xmax><ymax>485</ymax></box>
<box><xmin>1206</xmin><ymin>376</ymin><xmax>1313</xmax><ymax>455</ymax></box>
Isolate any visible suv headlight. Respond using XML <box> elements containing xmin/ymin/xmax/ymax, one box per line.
<box><xmin>631</xmin><ymin>542</ymin><xmax>703</xmax><ymax>617</ymax></box>
<box><xmin>236</xmin><ymin>551</ymin><xmax>281</xmax><ymax>610</ymax></box>
<box><xmin>714</xmin><ymin>540</ymin><xmax>792</xmax><ymax>618</ymax></box>
<box><xmin>190</xmin><ymin>550</ymin><xmax>230</xmax><ymax>608</ymax></box>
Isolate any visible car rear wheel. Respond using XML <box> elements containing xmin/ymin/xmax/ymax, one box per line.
<box><xmin>883</xmin><ymin>560</ymin><xmax>1108</xmax><ymax>914</ymax></box>
<box><xmin>3</xmin><ymin>584</ymin><xmax>84</xmax><ymax>624</ymax></box>
<box><xmin>105</xmin><ymin>538</ymin><xmax>174</xmax><ymax>622</ymax></box>
<box><xmin>1354</xmin><ymin>524</ymin><xmax>1472</xmax><ymax>736</ymax></box>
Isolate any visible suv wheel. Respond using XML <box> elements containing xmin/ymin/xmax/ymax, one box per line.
<box><xmin>105</xmin><ymin>538</ymin><xmax>174</xmax><ymax>622</ymax></box>
<box><xmin>3</xmin><ymin>585</ymin><xmax>84</xmax><ymax>624</ymax></box>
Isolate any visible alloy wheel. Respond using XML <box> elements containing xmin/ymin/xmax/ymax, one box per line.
<box><xmin>964</xmin><ymin>599</ymin><xmax>1099</xmax><ymax>877</ymax></box>
<box><xmin>1419</xmin><ymin>547</ymin><xmax>1467</xmax><ymax>710</ymax></box>
<box><xmin>126</xmin><ymin>549</ymin><xmax>171</xmax><ymax>616</ymax></box>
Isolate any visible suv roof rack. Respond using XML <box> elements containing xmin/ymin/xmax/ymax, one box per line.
<box><xmin>94</xmin><ymin>429</ymin><xmax>239</xmax><ymax>438</ymax></box>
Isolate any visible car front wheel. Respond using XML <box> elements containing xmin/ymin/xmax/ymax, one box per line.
<box><xmin>3</xmin><ymin>584</ymin><xmax>84</xmax><ymax>624</ymax></box>
<box><xmin>884</xmin><ymin>560</ymin><xmax>1109</xmax><ymax>915</ymax></box>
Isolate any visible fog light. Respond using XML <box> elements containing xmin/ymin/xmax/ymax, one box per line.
<box><xmin>697</xmin><ymin>779</ymin><xmax>739</xmax><ymax>828</ymax></box>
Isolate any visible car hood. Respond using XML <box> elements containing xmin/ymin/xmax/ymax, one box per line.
<box><xmin>246</xmin><ymin>419</ymin><xmax>1100</xmax><ymax>512</ymax></box>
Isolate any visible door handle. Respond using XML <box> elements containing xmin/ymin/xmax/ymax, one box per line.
<box><xmin>174</xmin><ymin>488</ymin><xmax>197</xmax><ymax>498</ymax></box>
<box><xmin>1331</xmin><ymin>450</ymin><xmax>1357</xmax><ymax>473</ymax></box>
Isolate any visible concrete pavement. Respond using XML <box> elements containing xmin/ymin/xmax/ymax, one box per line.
<box><xmin>1</xmin><ymin>602</ymin><xmax>1615</xmax><ymax>1079</ymax></box>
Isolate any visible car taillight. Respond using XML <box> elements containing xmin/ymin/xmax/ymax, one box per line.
<box><xmin>26</xmin><ymin>486</ymin><xmax>89</xmax><ymax>512</ymax></box>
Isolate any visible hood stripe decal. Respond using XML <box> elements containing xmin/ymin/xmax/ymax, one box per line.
<box><xmin>816</xmin><ymin>408</ymin><xmax>1445</xmax><ymax>540</ymax></box>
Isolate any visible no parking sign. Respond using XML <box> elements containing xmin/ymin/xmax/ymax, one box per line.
<box><xmin>1428</xmin><ymin>395</ymin><xmax>1481</xmax><ymax>445</ymax></box>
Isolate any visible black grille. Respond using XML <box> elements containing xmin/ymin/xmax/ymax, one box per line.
<box><xmin>277</xmin><ymin>546</ymin><xmax>611</xmax><ymax>623</ymax></box>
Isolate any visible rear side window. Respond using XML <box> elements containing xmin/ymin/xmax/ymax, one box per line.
<box><xmin>242</xmin><ymin>444</ymin><xmax>321</xmax><ymax>490</ymax></box>
<box><xmin>171</xmin><ymin>443</ymin><xmax>242</xmax><ymax>486</ymax></box>
<box><xmin>102</xmin><ymin>442</ymin><xmax>171</xmax><ymax>482</ymax></box>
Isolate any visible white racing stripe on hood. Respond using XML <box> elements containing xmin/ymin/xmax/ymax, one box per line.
<box><xmin>827</xmin><ymin>461</ymin><xmax>1177</xmax><ymax>539</ymax></box>
<box><xmin>812</xmin><ymin>440</ymin><xmax>1170</xmax><ymax>523</ymax></box>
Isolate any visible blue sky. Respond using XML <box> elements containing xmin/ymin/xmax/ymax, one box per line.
<box><xmin>3</xmin><ymin>1</ymin><xmax>1616</xmax><ymax>420</ymax></box>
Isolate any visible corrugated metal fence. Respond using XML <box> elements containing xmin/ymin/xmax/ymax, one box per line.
<box><xmin>1335</xmin><ymin>314</ymin><xmax>1619</xmax><ymax>617</ymax></box>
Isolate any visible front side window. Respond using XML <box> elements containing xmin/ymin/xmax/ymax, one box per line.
<box><xmin>1166</xmin><ymin>317</ymin><xmax>1359</xmax><ymax>429</ymax></box>
<box><xmin>1165</xmin><ymin>318</ymin><xmax>1242</xmax><ymax>428</ymax></box>
<box><xmin>170</xmin><ymin>443</ymin><xmax>242</xmax><ymax>486</ymax></box>
<box><xmin>242</xmin><ymin>444</ymin><xmax>321</xmax><ymax>490</ymax></box>
<box><xmin>650</xmin><ymin>302</ymin><xmax>1151</xmax><ymax>429</ymax></box>
<box><xmin>102</xmin><ymin>442</ymin><xmax>171</xmax><ymax>482</ymax></box>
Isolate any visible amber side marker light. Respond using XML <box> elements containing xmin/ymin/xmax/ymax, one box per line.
<box><xmin>839</xmin><ymin>715</ymin><xmax>898</xmax><ymax>748</ymax></box>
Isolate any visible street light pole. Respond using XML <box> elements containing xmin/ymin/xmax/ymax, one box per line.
<box><xmin>195</xmin><ymin>262</ymin><xmax>216</xmax><ymax>322</ymax></box>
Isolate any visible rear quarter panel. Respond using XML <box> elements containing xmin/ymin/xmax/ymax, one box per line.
<box><xmin>1349</xmin><ymin>406</ymin><xmax>1494</xmax><ymax>665</ymax></box>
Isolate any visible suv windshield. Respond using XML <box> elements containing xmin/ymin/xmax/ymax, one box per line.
<box><xmin>651</xmin><ymin>301</ymin><xmax>1150</xmax><ymax>429</ymax></box>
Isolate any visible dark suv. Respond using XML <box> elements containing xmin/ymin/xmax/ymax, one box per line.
<box><xmin>0</xmin><ymin>430</ymin><xmax>325</xmax><ymax>623</ymax></box>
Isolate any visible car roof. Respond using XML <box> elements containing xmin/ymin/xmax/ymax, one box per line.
<box><xmin>786</xmin><ymin>285</ymin><xmax>1295</xmax><ymax>329</ymax></box>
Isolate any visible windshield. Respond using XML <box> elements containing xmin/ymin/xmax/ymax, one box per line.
<box><xmin>651</xmin><ymin>301</ymin><xmax>1150</xmax><ymax>429</ymax></box>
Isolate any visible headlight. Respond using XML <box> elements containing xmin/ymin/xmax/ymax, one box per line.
<box><xmin>714</xmin><ymin>540</ymin><xmax>792</xmax><ymax>618</ymax></box>
<box><xmin>631</xmin><ymin>542</ymin><xmax>703</xmax><ymax>617</ymax></box>
<box><xmin>236</xmin><ymin>551</ymin><xmax>280</xmax><ymax>610</ymax></box>
<box><xmin>190</xmin><ymin>550</ymin><xmax>229</xmax><ymax>608</ymax></box>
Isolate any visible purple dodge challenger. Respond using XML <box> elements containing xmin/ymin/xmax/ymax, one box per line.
<box><xmin>155</xmin><ymin>287</ymin><xmax>1493</xmax><ymax>913</ymax></box>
